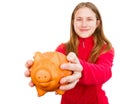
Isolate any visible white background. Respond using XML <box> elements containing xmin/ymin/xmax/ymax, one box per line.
<box><xmin>0</xmin><ymin>0</ymin><xmax>120</xmax><ymax>104</ymax></box>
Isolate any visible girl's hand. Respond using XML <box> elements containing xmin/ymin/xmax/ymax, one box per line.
<box><xmin>24</xmin><ymin>60</ymin><xmax>35</xmax><ymax>87</ymax></box>
<box><xmin>60</xmin><ymin>52</ymin><xmax>83</xmax><ymax>91</ymax></box>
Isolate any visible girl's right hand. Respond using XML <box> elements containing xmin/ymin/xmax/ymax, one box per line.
<box><xmin>24</xmin><ymin>60</ymin><xmax>35</xmax><ymax>87</ymax></box>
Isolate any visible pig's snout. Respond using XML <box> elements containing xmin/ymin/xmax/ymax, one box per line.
<box><xmin>35</xmin><ymin>70</ymin><xmax>51</xmax><ymax>83</ymax></box>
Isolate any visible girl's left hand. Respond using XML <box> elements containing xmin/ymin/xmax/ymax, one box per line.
<box><xmin>60</xmin><ymin>52</ymin><xmax>83</xmax><ymax>91</ymax></box>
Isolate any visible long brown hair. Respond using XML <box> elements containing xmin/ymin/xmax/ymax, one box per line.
<box><xmin>65</xmin><ymin>2</ymin><xmax>112</xmax><ymax>63</ymax></box>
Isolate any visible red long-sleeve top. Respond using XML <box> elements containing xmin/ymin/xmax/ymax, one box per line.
<box><xmin>55</xmin><ymin>36</ymin><xmax>114</xmax><ymax>104</ymax></box>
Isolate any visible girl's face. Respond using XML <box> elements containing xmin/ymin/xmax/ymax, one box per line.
<box><xmin>73</xmin><ymin>7</ymin><xmax>100</xmax><ymax>38</ymax></box>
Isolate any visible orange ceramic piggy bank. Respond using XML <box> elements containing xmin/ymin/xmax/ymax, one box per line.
<box><xmin>30</xmin><ymin>51</ymin><xmax>72</xmax><ymax>96</ymax></box>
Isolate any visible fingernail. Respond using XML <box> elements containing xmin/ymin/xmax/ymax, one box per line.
<box><xmin>60</xmin><ymin>78</ymin><xmax>66</xmax><ymax>84</ymax></box>
<box><xmin>60</xmin><ymin>64</ymin><xmax>64</xmax><ymax>69</ymax></box>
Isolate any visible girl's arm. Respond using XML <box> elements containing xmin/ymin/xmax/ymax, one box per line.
<box><xmin>79</xmin><ymin>48</ymin><xmax>115</xmax><ymax>85</ymax></box>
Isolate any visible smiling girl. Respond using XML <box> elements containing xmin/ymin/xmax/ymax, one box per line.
<box><xmin>25</xmin><ymin>2</ymin><xmax>114</xmax><ymax>104</ymax></box>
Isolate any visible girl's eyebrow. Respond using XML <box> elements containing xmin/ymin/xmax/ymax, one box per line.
<box><xmin>76</xmin><ymin>16</ymin><xmax>95</xmax><ymax>19</ymax></box>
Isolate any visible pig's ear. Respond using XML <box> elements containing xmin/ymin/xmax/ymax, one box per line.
<box><xmin>42</xmin><ymin>52</ymin><xmax>59</xmax><ymax>65</ymax></box>
<box><xmin>50</xmin><ymin>52</ymin><xmax>60</xmax><ymax>65</ymax></box>
<box><xmin>51</xmin><ymin>52</ymin><xmax>67</xmax><ymax>65</ymax></box>
<box><xmin>33</xmin><ymin>52</ymin><xmax>42</xmax><ymax>63</ymax></box>
<box><xmin>56</xmin><ymin>52</ymin><xmax>67</xmax><ymax>64</ymax></box>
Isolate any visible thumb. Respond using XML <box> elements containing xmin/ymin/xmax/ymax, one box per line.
<box><xmin>67</xmin><ymin>52</ymin><xmax>79</xmax><ymax>64</ymax></box>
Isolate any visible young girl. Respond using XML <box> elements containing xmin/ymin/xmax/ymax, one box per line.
<box><xmin>25</xmin><ymin>2</ymin><xmax>114</xmax><ymax>104</ymax></box>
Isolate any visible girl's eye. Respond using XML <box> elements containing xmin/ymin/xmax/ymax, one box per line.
<box><xmin>76</xmin><ymin>19</ymin><xmax>82</xmax><ymax>21</ymax></box>
<box><xmin>87</xmin><ymin>18</ymin><xmax>93</xmax><ymax>21</ymax></box>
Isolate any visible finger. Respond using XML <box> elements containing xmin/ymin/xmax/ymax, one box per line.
<box><xmin>67</xmin><ymin>52</ymin><xmax>80</xmax><ymax>64</ymax></box>
<box><xmin>60</xmin><ymin>72</ymin><xmax>81</xmax><ymax>84</ymax></box>
<box><xmin>60</xmin><ymin>79</ymin><xmax>79</xmax><ymax>91</ymax></box>
<box><xmin>29</xmin><ymin>81</ymin><xmax>35</xmax><ymax>87</ymax></box>
<box><xmin>25</xmin><ymin>60</ymin><xmax>33</xmax><ymax>69</ymax></box>
<box><xmin>24</xmin><ymin>70</ymin><xmax>30</xmax><ymax>77</ymax></box>
<box><xmin>61</xmin><ymin>63</ymin><xmax>82</xmax><ymax>72</ymax></box>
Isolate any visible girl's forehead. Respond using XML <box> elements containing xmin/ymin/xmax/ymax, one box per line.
<box><xmin>75</xmin><ymin>7</ymin><xmax>96</xmax><ymax>17</ymax></box>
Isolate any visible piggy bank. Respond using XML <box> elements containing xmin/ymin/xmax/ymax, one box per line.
<box><xmin>30</xmin><ymin>51</ymin><xmax>72</xmax><ymax>96</ymax></box>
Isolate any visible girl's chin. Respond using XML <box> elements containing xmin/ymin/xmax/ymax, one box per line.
<box><xmin>78</xmin><ymin>34</ymin><xmax>92</xmax><ymax>38</ymax></box>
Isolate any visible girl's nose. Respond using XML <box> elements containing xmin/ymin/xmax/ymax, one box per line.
<box><xmin>81</xmin><ymin>20</ymin><xmax>87</xmax><ymax>27</ymax></box>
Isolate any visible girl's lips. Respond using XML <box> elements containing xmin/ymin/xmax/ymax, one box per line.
<box><xmin>80</xmin><ymin>29</ymin><xmax>90</xmax><ymax>33</ymax></box>
<box><xmin>80</xmin><ymin>29</ymin><xmax>89</xmax><ymax>32</ymax></box>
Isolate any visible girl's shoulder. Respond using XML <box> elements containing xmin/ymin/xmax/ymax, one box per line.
<box><xmin>55</xmin><ymin>43</ymin><xmax>66</xmax><ymax>55</ymax></box>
